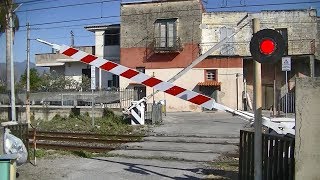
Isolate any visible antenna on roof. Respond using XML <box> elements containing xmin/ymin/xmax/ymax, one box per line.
<box><xmin>70</xmin><ymin>31</ymin><xmax>74</xmax><ymax>47</ymax></box>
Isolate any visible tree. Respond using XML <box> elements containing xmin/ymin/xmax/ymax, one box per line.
<box><xmin>0</xmin><ymin>0</ymin><xmax>20</xmax><ymax>90</ymax></box>
<box><xmin>18</xmin><ymin>68</ymin><xmax>42</xmax><ymax>92</ymax></box>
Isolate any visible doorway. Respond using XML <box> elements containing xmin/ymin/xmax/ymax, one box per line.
<box><xmin>200</xmin><ymin>86</ymin><xmax>219</xmax><ymax>111</ymax></box>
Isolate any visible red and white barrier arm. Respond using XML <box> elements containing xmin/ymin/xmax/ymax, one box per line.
<box><xmin>36</xmin><ymin>39</ymin><xmax>238</xmax><ymax>112</ymax></box>
<box><xmin>36</xmin><ymin>39</ymin><xmax>295</xmax><ymax>135</ymax></box>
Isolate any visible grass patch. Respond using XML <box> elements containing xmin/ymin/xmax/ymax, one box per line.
<box><xmin>71</xmin><ymin>150</ymin><xmax>93</xmax><ymax>158</ymax></box>
<box><xmin>207</xmin><ymin>161</ymin><xmax>239</xmax><ymax>171</ymax></box>
<box><xmin>29</xmin><ymin>149</ymin><xmax>73</xmax><ymax>159</ymax></box>
<box><xmin>30</xmin><ymin>108</ymin><xmax>147</xmax><ymax>135</ymax></box>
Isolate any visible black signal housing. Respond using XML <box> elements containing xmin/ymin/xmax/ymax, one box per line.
<box><xmin>250</xmin><ymin>29</ymin><xmax>285</xmax><ymax>64</ymax></box>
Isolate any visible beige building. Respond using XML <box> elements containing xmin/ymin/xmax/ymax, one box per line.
<box><xmin>119</xmin><ymin>0</ymin><xmax>244</xmax><ymax>112</ymax></box>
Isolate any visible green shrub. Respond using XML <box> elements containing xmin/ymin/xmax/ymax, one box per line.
<box><xmin>102</xmin><ymin>108</ymin><xmax>114</xmax><ymax>118</ymax></box>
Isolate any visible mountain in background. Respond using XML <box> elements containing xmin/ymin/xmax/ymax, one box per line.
<box><xmin>0</xmin><ymin>61</ymin><xmax>48</xmax><ymax>82</ymax></box>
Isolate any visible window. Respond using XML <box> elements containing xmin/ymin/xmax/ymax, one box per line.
<box><xmin>220</xmin><ymin>27</ymin><xmax>235</xmax><ymax>55</ymax></box>
<box><xmin>104</xmin><ymin>28</ymin><xmax>120</xmax><ymax>46</ymax></box>
<box><xmin>112</xmin><ymin>75</ymin><xmax>119</xmax><ymax>87</ymax></box>
<box><xmin>205</xmin><ymin>70</ymin><xmax>217</xmax><ymax>81</ymax></box>
<box><xmin>275</xmin><ymin>28</ymin><xmax>288</xmax><ymax>55</ymax></box>
<box><xmin>154</xmin><ymin>19</ymin><xmax>177</xmax><ymax>48</ymax></box>
<box><xmin>82</xmin><ymin>68</ymin><xmax>91</xmax><ymax>78</ymax></box>
<box><xmin>136</xmin><ymin>67</ymin><xmax>145</xmax><ymax>73</ymax></box>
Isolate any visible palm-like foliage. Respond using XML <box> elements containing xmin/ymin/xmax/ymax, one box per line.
<box><xmin>0</xmin><ymin>0</ymin><xmax>19</xmax><ymax>89</ymax></box>
<box><xmin>0</xmin><ymin>0</ymin><xmax>19</xmax><ymax>34</ymax></box>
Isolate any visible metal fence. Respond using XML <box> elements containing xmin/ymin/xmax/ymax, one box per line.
<box><xmin>239</xmin><ymin>130</ymin><xmax>295</xmax><ymax>180</ymax></box>
<box><xmin>279</xmin><ymin>92</ymin><xmax>295</xmax><ymax>113</ymax></box>
<box><xmin>0</xmin><ymin>88</ymin><xmax>138</xmax><ymax>109</ymax></box>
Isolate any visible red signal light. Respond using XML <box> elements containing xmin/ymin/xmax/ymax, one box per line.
<box><xmin>250</xmin><ymin>29</ymin><xmax>285</xmax><ymax>63</ymax></box>
<box><xmin>259</xmin><ymin>39</ymin><xmax>275</xmax><ymax>55</ymax></box>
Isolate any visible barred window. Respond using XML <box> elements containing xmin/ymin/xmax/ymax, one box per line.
<box><xmin>206</xmin><ymin>70</ymin><xmax>217</xmax><ymax>81</ymax></box>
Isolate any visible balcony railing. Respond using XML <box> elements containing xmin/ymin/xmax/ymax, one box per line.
<box><xmin>153</xmin><ymin>37</ymin><xmax>182</xmax><ymax>53</ymax></box>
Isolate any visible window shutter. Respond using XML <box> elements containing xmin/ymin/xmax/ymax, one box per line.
<box><xmin>167</xmin><ymin>21</ymin><xmax>174</xmax><ymax>47</ymax></box>
<box><xmin>160</xmin><ymin>23</ymin><xmax>166</xmax><ymax>47</ymax></box>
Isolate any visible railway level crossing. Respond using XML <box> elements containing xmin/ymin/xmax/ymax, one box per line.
<box><xmin>36</xmin><ymin>38</ymin><xmax>295</xmax><ymax>136</ymax></box>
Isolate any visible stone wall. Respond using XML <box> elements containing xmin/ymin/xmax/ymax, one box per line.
<box><xmin>202</xmin><ymin>9</ymin><xmax>318</xmax><ymax>56</ymax></box>
<box><xmin>121</xmin><ymin>0</ymin><xmax>203</xmax><ymax>48</ymax></box>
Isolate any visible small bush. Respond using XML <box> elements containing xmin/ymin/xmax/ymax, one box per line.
<box><xmin>102</xmin><ymin>108</ymin><xmax>114</xmax><ymax>118</ymax></box>
<box><xmin>69</xmin><ymin>107</ymin><xmax>80</xmax><ymax>118</ymax></box>
<box><xmin>72</xmin><ymin>150</ymin><xmax>93</xmax><ymax>158</ymax></box>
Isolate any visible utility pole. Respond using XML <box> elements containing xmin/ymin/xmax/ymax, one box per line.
<box><xmin>9</xmin><ymin>7</ymin><xmax>16</xmax><ymax>121</ymax></box>
<box><xmin>252</xmin><ymin>18</ymin><xmax>262</xmax><ymax>180</ymax></box>
<box><xmin>8</xmin><ymin>3</ymin><xmax>22</xmax><ymax>122</ymax></box>
<box><xmin>26</xmin><ymin>23</ymin><xmax>31</xmax><ymax>124</ymax></box>
<box><xmin>273</xmin><ymin>64</ymin><xmax>277</xmax><ymax>116</ymax></box>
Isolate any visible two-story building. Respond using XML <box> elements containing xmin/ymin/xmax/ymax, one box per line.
<box><xmin>35</xmin><ymin>24</ymin><xmax>121</xmax><ymax>90</ymax></box>
<box><xmin>120</xmin><ymin>0</ymin><xmax>239</xmax><ymax>112</ymax></box>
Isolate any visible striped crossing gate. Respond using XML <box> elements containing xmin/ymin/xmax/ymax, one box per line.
<box><xmin>58</xmin><ymin>45</ymin><xmax>227</xmax><ymax>111</ymax></box>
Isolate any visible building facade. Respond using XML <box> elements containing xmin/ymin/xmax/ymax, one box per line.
<box><xmin>201</xmin><ymin>9</ymin><xmax>319</xmax><ymax>111</ymax></box>
<box><xmin>35</xmin><ymin>46</ymin><xmax>96</xmax><ymax>87</ymax></box>
<box><xmin>120</xmin><ymin>0</ymin><xmax>242</xmax><ymax>111</ymax></box>
<box><xmin>85</xmin><ymin>24</ymin><xmax>121</xmax><ymax>89</ymax></box>
<box><xmin>36</xmin><ymin>24</ymin><xmax>121</xmax><ymax>90</ymax></box>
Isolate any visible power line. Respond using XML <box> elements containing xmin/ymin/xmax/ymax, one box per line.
<box><xmin>16</xmin><ymin>0</ymin><xmax>120</xmax><ymax>13</ymax></box>
<box><xmin>30</xmin><ymin>32</ymin><xmax>121</xmax><ymax>40</ymax></box>
<box><xmin>17</xmin><ymin>15</ymin><xmax>119</xmax><ymax>28</ymax></box>
<box><xmin>0</xmin><ymin>0</ymin><xmax>59</xmax><ymax>8</ymax></box>
<box><xmin>12</xmin><ymin>0</ymin><xmax>319</xmax><ymax>29</ymax></box>
<box><xmin>206</xmin><ymin>1</ymin><xmax>320</xmax><ymax>10</ymax></box>
<box><xmin>13</xmin><ymin>0</ymin><xmax>320</xmax><ymax>14</ymax></box>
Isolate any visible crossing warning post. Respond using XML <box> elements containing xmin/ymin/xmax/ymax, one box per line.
<box><xmin>252</xmin><ymin>18</ymin><xmax>262</xmax><ymax>180</ymax></box>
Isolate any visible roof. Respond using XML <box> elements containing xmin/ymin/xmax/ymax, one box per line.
<box><xmin>197</xmin><ymin>81</ymin><xmax>221</xmax><ymax>87</ymax></box>
<box><xmin>36</xmin><ymin>62</ymin><xmax>65</xmax><ymax>67</ymax></box>
<box><xmin>84</xmin><ymin>24</ymin><xmax>120</xmax><ymax>32</ymax></box>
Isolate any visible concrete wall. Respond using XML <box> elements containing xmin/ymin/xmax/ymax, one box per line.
<box><xmin>0</xmin><ymin>106</ymin><xmax>112</xmax><ymax>122</ymax></box>
<box><xmin>121</xmin><ymin>0</ymin><xmax>203</xmax><ymax>48</ymax></box>
<box><xmin>120</xmin><ymin>0</ymin><xmax>203</xmax><ymax>69</ymax></box>
<box><xmin>201</xmin><ymin>9</ymin><xmax>318</xmax><ymax>56</ymax></box>
<box><xmin>295</xmin><ymin>77</ymin><xmax>320</xmax><ymax>179</ymax></box>
<box><xmin>94</xmin><ymin>30</ymin><xmax>120</xmax><ymax>88</ymax></box>
<box><xmin>64</xmin><ymin>62</ymin><xmax>89</xmax><ymax>84</ymax></box>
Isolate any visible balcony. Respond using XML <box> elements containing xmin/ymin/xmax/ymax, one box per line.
<box><xmin>153</xmin><ymin>37</ymin><xmax>182</xmax><ymax>53</ymax></box>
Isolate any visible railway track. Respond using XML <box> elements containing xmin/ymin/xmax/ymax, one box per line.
<box><xmin>28</xmin><ymin>131</ymin><xmax>144</xmax><ymax>152</ymax></box>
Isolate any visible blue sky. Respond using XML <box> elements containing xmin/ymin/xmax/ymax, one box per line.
<box><xmin>0</xmin><ymin>0</ymin><xmax>319</xmax><ymax>64</ymax></box>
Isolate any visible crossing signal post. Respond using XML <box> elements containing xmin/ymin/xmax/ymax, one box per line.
<box><xmin>250</xmin><ymin>21</ymin><xmax>286</xmax><ymax>180</ymax></box>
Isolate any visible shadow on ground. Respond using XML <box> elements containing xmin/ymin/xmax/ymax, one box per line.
<box><xmin>91</xmin><ymin>157</ymin><xmax>238</xmax><ymax>180</ymax></box>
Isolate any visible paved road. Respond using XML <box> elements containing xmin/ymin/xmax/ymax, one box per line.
<box><xmin>152</xmin><ymin>111</ymin><xmax>248</xmax><ymax>137</ymax></box>
<box><xmin>110</xmin><ymin>111</ymin><xmax>248</xmax><ymax>162</ymax></box>
<box><xmin>19</xmin><ymin>156</ymin><xmax>208</xmax><ymax>180</ymax></box>
<box><xmin>18</xmin><ymin>111</ymin><xmax>246</xmax><ymax>179</ymax></box>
